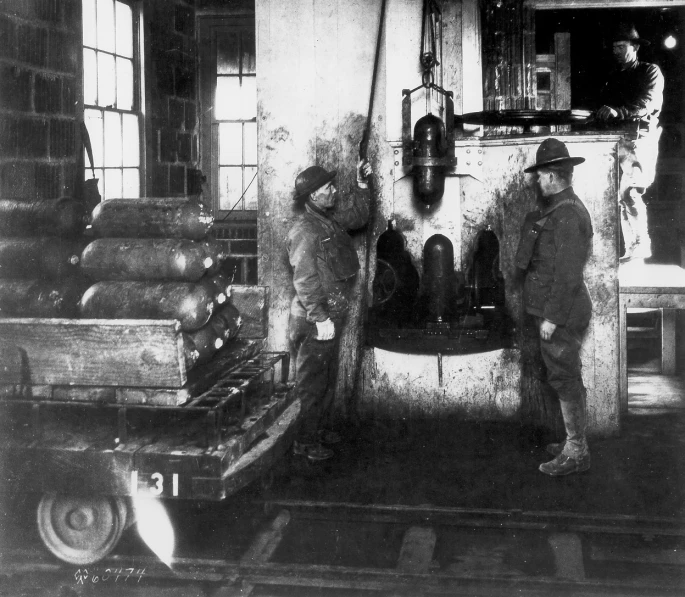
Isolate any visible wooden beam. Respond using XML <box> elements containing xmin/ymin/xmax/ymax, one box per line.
<box><xmin>531</xmin><ymin>0</ymin><xmax>685</xmax><ymax>8</ymax></box>
<box><xmin>231</xmin><ymin>285</ymin><xmax>269</xmax><ymax>339</ymax></box>
<box><xmin>0</xmin><ymin>318</ymin><xmax>186</xmax><ymax>388</ymax></box>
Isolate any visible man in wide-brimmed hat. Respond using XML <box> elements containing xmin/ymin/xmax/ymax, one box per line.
<box><xmin>596</xmin><ymin>23</ymin><xmax>664</xmax><ymax>262</ymax></box>
<box><xmin>515</xmin><ymin>138</ymin><xmax>594</xmax><ymax>476</ymax></box>
<box><xmin>286</xmin><ymin>158</ymin><xmax>372</xmax><ymax>462</ymax></box>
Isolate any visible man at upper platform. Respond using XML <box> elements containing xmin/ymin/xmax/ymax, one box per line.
<box><xmin>595</xmin><ymin>23</ymin><xmax>664</xmax><ymax>263</ymax></box>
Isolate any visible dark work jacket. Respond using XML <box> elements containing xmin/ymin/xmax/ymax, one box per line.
<box><xmin>287</xmin><ymin>190</ymin><xmax>369</xmax><ymax>323</ymax></box>
<box><xmin>515</xmin><ymin>187</ymin><xmax>593</xmax><ymax>326</ymax></box>
<box><xmin>599</xmin><ymin>59</ymin><xmax>664</xmax><ymax>132</ymax></box>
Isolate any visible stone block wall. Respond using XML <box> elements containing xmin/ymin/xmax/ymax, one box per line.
<box><xmin>0</xmin><ymin>0</ymin><xmax>81</xmax><ymax>199</ymax></box>
<box><xmin>144</xmin><ymin>0</ymin><xmax>200</xmax><ymax>197</ymax></box>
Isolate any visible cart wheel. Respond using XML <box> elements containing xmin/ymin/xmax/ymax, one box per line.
<box><xmin>37</xmin><ymin>494</ymin><xmax>128</xmax><ymax>565</ymax></box>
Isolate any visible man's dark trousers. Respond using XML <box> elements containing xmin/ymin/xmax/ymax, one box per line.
<box><xmin>537</xmin><ymin>309</ymin><xmax>590</xmax><ymax>458</ymax></box>
<box><xmin>288</xmin><ymin>315</ymin><xmax>342</xmax><ymax>443</ymax></box>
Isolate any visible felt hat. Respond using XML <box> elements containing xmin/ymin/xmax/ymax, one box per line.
<box><xmin>524</xmin><ymin>138</ymin><xmax>585</xmax><ymax>173</ymax></box>
<box><xmin>610</xmin><ymin>23</ymin><xmax>649</xmax><ymax>46</ymax></box>
<box><xmin>294</xmin><ymin>166</ymin><xmax>337</xmax><ymax>200</ymax></box>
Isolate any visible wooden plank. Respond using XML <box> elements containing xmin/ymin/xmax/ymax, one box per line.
<box><xmin>662</xmin><ymin>308</ymin><xmax>677</xmax><ymax>375</ymax></box>
<box><xmin>0</xmin><ymin>343</ymin><xmax>22</xmax><ymax>384</ymax></box>
<box><xmin>0</xmin><ymin>318</ymin><xmax>186</xmax><ymax>388</ymax></box>
<box><xmin>231</xmin><ymin>286</ymin><xmax>269</xmax><ymax>339</ymax></box>
<box><xmin>619</xmin><ymin>296</ymin><xmax>628</xmax><ymax>411</ymax></box>
<box><xmin>548</xmin><ymin>533</ymin><xmax>585</xmax><ymax>581</ymax></box>
<box><xmin>396</xmin><ymin>526</ymin><xmax>437</xmax><ymax>573</ymax></box>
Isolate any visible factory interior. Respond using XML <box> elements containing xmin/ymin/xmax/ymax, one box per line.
<box><xmin>0</xmin><ymin>0</ymin><xmax>685</xmax><ymax>594</ymax></box>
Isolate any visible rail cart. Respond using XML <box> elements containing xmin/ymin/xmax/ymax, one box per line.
<box><xmin>0</xmin><ymin>286</ymin><xmax>300</xmax><ymax>565</ymax></box>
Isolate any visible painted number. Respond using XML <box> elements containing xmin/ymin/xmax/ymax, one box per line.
<box><xmin>131</xmin><ymin>471</ymin><xmax>178</xmax><ymax>496</ymax></box>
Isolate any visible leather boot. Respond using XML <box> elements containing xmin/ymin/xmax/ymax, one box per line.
<box><xmin>546</xmin><ymin>442</ymin><xmax>564</xmax><ymax>456</ymax></box>
<box><xmin>559</xmin><ymin>398</ymin><xmax>588</xmax><ymax>460</ymax></box>
<box><xmin>539</xmin><ymin>453</ymin><xmax>591</xmax><ymax>476</ymax></box>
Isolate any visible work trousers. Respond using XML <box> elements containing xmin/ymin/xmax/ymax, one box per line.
<box><xmin>288</xmin><ymin>314</ymin><xmax>342</xmax><ymax>443</ymax></box>
<box><xmin>537</xmin><ymin>315</ymin><xmax>590</xmax><ymax>458</ymax></box>
<box><xmin>618</xmin><ymin>131</ymin><xmax>661</xmax><ymax>255</ymax></box>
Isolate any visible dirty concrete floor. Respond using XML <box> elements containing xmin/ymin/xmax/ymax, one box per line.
<box><xmin>272</xmin><ymin>372</ymin><xmax>685</xmax><ymax>520</ymax></box>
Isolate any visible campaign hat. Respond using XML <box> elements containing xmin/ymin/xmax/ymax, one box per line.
<box><xmin>524</xmin><ymin>138</ymin><xmax>585</xmax><ymax>173</ymax></box>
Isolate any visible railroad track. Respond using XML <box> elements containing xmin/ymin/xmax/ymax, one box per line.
<box><xmin>2</xmin><ymin>500</ymin><xmax>685</xmax><ymax>596</ymax></box>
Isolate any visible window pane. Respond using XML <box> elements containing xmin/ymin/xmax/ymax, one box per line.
<box><xmin>115</xmin><ymin>1</ymin><xmax>133</xmax><ymax>58</ymax></box>
<box><xmin>219</xmin><ymin>123</ymin><xmax>242</xmax><ymax>165</ymax></box>
<box><xmin>242</xmin><ymin>29</ymin><xmax>256</xmax><ymax>75</ymax></box>
<box><xmin>98</xmin><ymin>52</ymin><xmax>116</xmax><ymax>108</ymax></box>
<box><xmin>215</xmin><ymin>77</ymin><xmax>239</xmax><ymax>119</ymax></box>
<box><xmin>243</xmin><ymin>166</ymin><xmax>258</xmax><ymax>210</ymax></box>
<box><xmin>96</xmin><ymin>0</ymin><xmax>115</xmax><ymax>52</ymax></box>
<box><xmin>83</xmin><ymin>49</ymin><xmax>97</xmax><ymax>105</ymax></box>
<box><xmin>122</xmin><ymin>168</ymin><xmax>139</xmax><ymax>198</ymax></box>
<box><xmin>217</xmin><ymin>34</ymin><xmax>241</xmax><ymax>75</ymax></box>
<box><xmin>219</xmin><ymin>166</ymin><xmax>242</xmax><ymax>211</ymax></box>
<box><xmin>239</xmin><ymin>76</ymin><xmax>256</xmax><ymax>120</ymax></box>
<box><xmin>83</xmin><ymin>0</ymin><xmax>96</xmax><ymax>48</ymax></box>
<box><xmin>84</xmin><ymin>108</ymin><xmax>104</xmax><ymax>167</ymax></box>
<box><xmin>122</xmin><ymin>113</ymin><xmax>139</xmax><ymax>167</ymax></box>
<box><xmin>104</xmin><ymin>168</ymin><xmax>122</xmax><ymax>200</ymax></box>
<box><xmin>116</xmin><ymin>57</ymin><xmax>133</xmax><ymax>110</ymax></box>
<box><xmin>244</xmin><ymin>122</ymin><xmax>257</xmax><ymax>164</ymax></box>
<box><xmin>104</xmin><ymin>111</ymin><xmax>122</xmax><ymax>167</ymax></box>
<box><xmin>215</xmin><ymin>76</ymin><xmax>257</xmax><ymax>120</ymax></box>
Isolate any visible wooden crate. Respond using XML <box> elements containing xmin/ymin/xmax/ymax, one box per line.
<box><xmin>0</xmin><ymin>285</ymin><xmax>270</xmax><ymax>405</ymax></box>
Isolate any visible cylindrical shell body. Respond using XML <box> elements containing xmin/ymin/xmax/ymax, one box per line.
<box><xmin>0</xmin><ymin>277</ymin><xmax>87</xmax><ymax>317</ymax></box>
<box><xmin>90</xmin><ymin>197</ymin><xmax>213</xmax><ymax>240</ymax></box>
<box><xmin>0</xmin><ymin>197</ymin><xmax>89</xmax><ymax>237</ymax></box>
<box><xmin>185</xmin><ymin>323</ymin><xmax>225</xmax><ymax>365</ymax></box>
<box><xmin>79</xmin><ymin>281</ymin><xmax>214</xmax><ymax>331</ymax></box>
<box><xmin>202</xmin><ymin>238</ymin><xmax>228</xmax><ymax>275</ymax></box>
<box><xmin>211</xmin><ymin>302</ymin><xmax>242</xmax><ymax>341</ymax></box>
<box><xmin>0</xmin><ymin>238</ymin><xmax>82</xmax><ymax>279</ymax></box>
<box><xmin>198</xmin><ymin>271</ymin><xmax>231</xmax><ymax>307</ymax></box>
<box><xmin>80</xmin><ymin>238</ymin><xmax>213</xmax><ymax>282</ymax></box>
<box><xmin>423</xmin><ymin>234</ymin><xmax>455</xmax><ymax>322</ymax></box>
<box><xmin>412</xmin><ymin>114</ymin><xmax>445</xmax><ymax>205</ymax></box>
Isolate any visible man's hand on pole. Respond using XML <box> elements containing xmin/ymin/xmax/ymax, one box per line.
<box><xmin>357</xmin><ymin>159</ymin><xmax>373</xmax><ymax>188</ymax></box>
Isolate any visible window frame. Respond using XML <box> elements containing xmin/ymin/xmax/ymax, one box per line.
<box><xmin>199</xmin><ymin>16</ymin><xmax>258</xmax><ymax>222</ymax></box>
<box><xmin>81</xmin><ymin>0</ymin><xmax>145</xmax><ymax>200</ymax></box>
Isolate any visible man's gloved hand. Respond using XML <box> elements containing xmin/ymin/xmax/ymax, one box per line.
<box><xmin>356</xmin><ymin>159</ymin><xmax>373</xmax><ymax>188</ymax></box>
<box><xmin>596</xmin><ymin>105</ymin><xmax>619</xmax><ymax>121</ymax></box>
<box><xmin>539</xmin><ymin>319</ymin><xmax>557</xmax><ymax>342</ymax></box>
<box><xmin>315</xmin><ymin>318</ymin><xmax>335</xmax><ymax>340</ymax></box>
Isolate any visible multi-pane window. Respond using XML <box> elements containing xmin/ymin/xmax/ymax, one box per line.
<box><xmin>215</xmin><ymin>28</ymin><xmax>257</xmax><ymax>212</ymax></box>
<box><xmin>82</xmin><ymin>0</ymin><xmax>141</xmax><ymax>199</ymax></box>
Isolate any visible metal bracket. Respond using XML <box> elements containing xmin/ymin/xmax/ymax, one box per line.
<box><xmin>453</xmin><ymin>146</ymin><xmax>484</xmax><ymax>182</ymax></box>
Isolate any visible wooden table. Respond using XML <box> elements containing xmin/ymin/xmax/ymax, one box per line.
<box><xmin>619</xmin><ymin>262</ymin><xmax>685</xmax><ymax>411</ymax></box>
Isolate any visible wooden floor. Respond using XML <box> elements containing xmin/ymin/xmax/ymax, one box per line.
<box><xmin>629</xmin><ymin>372</ymin><xmax>685</xmax><ymax>413</ymax></box>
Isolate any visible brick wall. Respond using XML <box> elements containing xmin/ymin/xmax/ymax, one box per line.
<box><xmin>0</xmin><ymin>0</ymin><xmax>81</xmax><ymax>199</ymax></box>
<box><xmin>144</xmin><ymin>0</ymin><xmax>200</xmax><ymax>197</ymax></box>
<box><xmin>0</xmin><ymin>0</ymin><xmax>201</xmax><ymax>201</ymax></box>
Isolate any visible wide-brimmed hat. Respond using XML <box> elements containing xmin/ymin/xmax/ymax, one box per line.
<box><xmin>609</xmin><ymin>23</ymin><xmax>649</xmax><ymax>46</ymax></box>
<box><xmin>524</xmin><ymin>138</ymin><xmax>585</xmax><ymax>173</ymax></box>
<box><xmin>294</xmin><ymin>166</ymin><xmax>337</xmax><ymax>200</ymax></box>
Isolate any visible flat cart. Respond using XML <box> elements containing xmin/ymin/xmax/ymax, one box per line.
<box><xmin>0</xmin><ymin>288</ymin><xmax>300</xmax><ymax>565</ymax></box>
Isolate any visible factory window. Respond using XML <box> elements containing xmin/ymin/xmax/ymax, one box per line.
<box><xmin>214</xmin><ymin>24</ymin><xmax>258</xmax><ymax>214</ymax></box>
<box><xmin>82</xmin><ymin>0</ymin><xmax>142</xmax><ymax>199</ymax></box>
